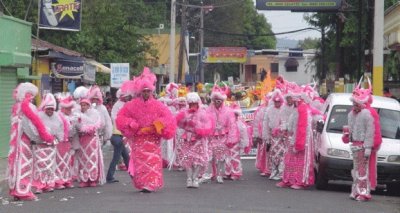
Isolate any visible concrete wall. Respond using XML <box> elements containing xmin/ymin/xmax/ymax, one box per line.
<box><xmin>278</xmin><ymin>55</ymin><xmax>317</xmax><ymax>85</ymax></box>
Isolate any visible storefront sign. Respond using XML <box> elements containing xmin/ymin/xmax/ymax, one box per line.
<box><xmin>110</xmin><ymin>63</ymin><xmax>130</xmax><ymax>88</ymax></box>
<box><xmin>51</xmin><ymin>59</ymin><xmax>84</xmax><ymax>79</ymax></box>
<box><xmin>83</xmin><ymin>62</ymin><xmax>96</xmax><ymax>83</ymax></box>
<box><xmin>39</xmin><ymin>0</ymin><xmax>82</xmax><ymax>31</ymax></box>
<box><xmin>201</xmin><ymin>47</ymin><xmax>247</xmax><ymax>63</ymax></box>
<box><xmin>256</xmin><ymin>0</ymin><xmax>342</xmax><ymax>11</ymax></box>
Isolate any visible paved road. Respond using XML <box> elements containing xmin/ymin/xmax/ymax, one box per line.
<box><xmin>1</xmin><ymin>158</ymin><xmax>399</xmax><ymax>213</ymax></box>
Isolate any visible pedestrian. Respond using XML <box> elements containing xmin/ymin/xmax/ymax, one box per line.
<box><xmin>176</xmin><ymin>92</ymin><xmax>214</xmax><ymax>188</ymax></box>
<box><xmin>87</xmin><ymin>85</ymin><xmax>113</xmax><ymax>146</ymax></box>
<box><xmin>342</xmin><ymin>78</ymin><xmax>382</xmax><ymax>201</ymax></box>
<box><xmin>224</xmin><ymin>103</ymin><xmax>250</xmax><ymax>180</ymax></box>
<box><xmin>205</xmin><ymin>84</ymin><xmax>237</xmax><ymax>184</ymax></box>
<box><xmin>262</xmin><ymin>90</ymin><xmax>285</xmax><ymax>180</ymax></box>
<box><xmin>32</xmin><ymin>93</ymin><xmax>67</xmax><ymax>194</ymax></box>
<box><xmin>55</xmin><ymin>94</ymin><xmax>77</xmax><ymax>189</ymax></box>
<box><xmin>76</xmin><ymin>96</ymin><xmax>105</xmax><ymax>187</ymax></box>
<box><xmin>106</xmin><ymin>81</ymin><xmax>134</xmax><ymax>183</ymax></box>
<box><xmin>8</xmin><ymin>83</ymin><xmax>55</xmax><ymax>201</ymax></box>
<box><xmin>116</xmin><ymin>67</ymin><xmax>177</xmax><ymax>192</ymax></box>
<box><xmin>277</xmin><ymin>87</ymin><xmax>315</xmax><ymax>190</ymax></box>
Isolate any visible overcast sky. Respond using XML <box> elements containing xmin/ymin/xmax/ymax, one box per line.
<box><xmin>252</xmin><ymin>1</ymin><xmax>322</xmax><ymax>40</ymax></box>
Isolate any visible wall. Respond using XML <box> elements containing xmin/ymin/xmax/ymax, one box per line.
<box><xmin>278</xmin><ymin>55</ymin><xmax>317</xmax><ymax>85</ymax></box>
<box><xmin>241</xmin><ymin>55</ymin><xmax>279</xmax><ymax>85</ymax></box>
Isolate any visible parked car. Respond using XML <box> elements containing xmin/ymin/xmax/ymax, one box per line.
<box><xmin>314</xmin><ymin>93</ymin><xmax>400</xmax><ymax>193</ymax></box>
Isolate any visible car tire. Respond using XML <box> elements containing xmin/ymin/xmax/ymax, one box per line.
<box><xmin>315</xmin><ymin>164</ymin><xmax>329</xmax><ymax>190</ymax></box>
<box><xmin>386</xmin><ymin>183</ymin><xmax>400</xmax><ymax>196</ymax></box>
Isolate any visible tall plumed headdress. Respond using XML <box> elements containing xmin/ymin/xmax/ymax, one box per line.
<box><xmin>271</xmin><ymin>89</ymin><xmax>284</xmax><ymax>103</ymax></box>
<box><xmin>39</xmin><ymin>93</ymin><xmax>57</xmax><ymax>110</ymax></box>
<box><xmin>210</xmin><ymin>82</ymin><xmax>228</xmax><ymax>100</ymax></box>
<box><xmin>58</xmin><ymin>93</ymin><xmax>75</xmax><ymax>108</ymax></box>
<box><xmin>350</xmin><ymin>76</ymin><xmax>372</xmax><ymax>106</ymax></box>
<box><xmin>166</xmin><ymin>82</ymin><xmax>179</xmax><ymax>99</ymax></box>
<box><xmin>73</xmin><ymin>86</ymin><xmax>88</xmax><ymax>100</ymax></box>
<box><xmin>133</xmin><ymin>67</ymin><xmax>157</xmax><ymax>93</ymax></box>
<box><xmin>87</xmin><ymin>85</ymin><xmax>103</xmax><ymax>103</ymax></box>
<box><xmin>186</xmin><ymin>92</ymin><xmax>201</xmax><ymax>104</ymax></box>
<box><xmin>230</xmin><ymin>102</ymin><xmax>242</xmax><ymax>115</ymax></box>
<box><xmin>120</xmin><ymin>80</ymin><xmax>136</xmax><ymax>98</ymax></box>
<box><xmin>13</xmin><ymin>82</ymin><xmax>38</xmax><ymax>102</ymax></box>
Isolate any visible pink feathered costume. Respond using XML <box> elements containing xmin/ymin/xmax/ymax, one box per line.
<box><xmin>76</xmin><ymin>100</ymin><xmax>105</xmax><ymax>187</ymax></box>
<box><xmin>116</xmin><ymin>67</ymin><xmax>177</xmax><ymax>192</ymax></box>
<box><xmin>253</xmin><ymin>99</ymin><xmax>271</xmax><ymax>176</ymax></box>
<box><xmin>8</xmin><ymin>83</ymin><xmax>55</xmax><ymax>200</ymax></box>
<box><xmin>343</xmin><ymin>78</ymin><xmax>381</xmax><ymax>201</ymax></box>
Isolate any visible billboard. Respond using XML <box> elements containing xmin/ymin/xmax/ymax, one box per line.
<box><xmin>39</xmin><ymin>0</ymin><xmax>82</xmax><ymax>31</ymax></box>
<box><xmin>256</xmin><ymin>0</ymin><xmax>342</xmax><ymax>11</ymax></box>
<box><xmin>110</xmin><ymin>63</ymin><xmax>130</xmax><ymax>88</ymax></box>
<box><xmin>51</xmin><ymin>58</ymin><xmax>84</xmax><ymax>79</ymax></box>
<box><xmin>201</xmin><ymin>47</ymin><xmax>247</xmax><ymax>63</ymax></box>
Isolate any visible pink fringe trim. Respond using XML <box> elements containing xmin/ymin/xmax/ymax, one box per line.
<box><xmin>294</xmin><ymin>103</ymin><xmax>308</xmax><ymax>151</ymax></box>
<box><xmin>21</xmin><ymin>98</ymin><xmax>54</xmax><ymax>142</ymax></box>
<box><xmin>80</xmin><ymin>120</ymin><xmax>102</xmax><ymax>134</ymax></box>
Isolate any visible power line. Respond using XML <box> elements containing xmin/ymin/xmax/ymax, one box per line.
<box><xmin>201</xmin><ymin>27</ymin><xmax>320</xmax><ymax>37</ymax></box>
<box><xmin>176</xmin><ymin>0</ymin><xmax>244</xmax><ymax>8</ymax></box>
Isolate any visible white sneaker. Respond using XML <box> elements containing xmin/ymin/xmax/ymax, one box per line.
<box><xmin>272</xmin><ymin>176</ymin><xmax>281</xmax><ymax>181</ymax></box>
<box><xmin>186</xmin><ymin>178</ymin><xmax>193</xmax><ymax>188</ymax></box>
<box><xmin>216</xmin><ymin>176</ymin><xmax>224</xmax><ymax>184</ymax></box>
<box><xmin>192</xmin><ymin>178</ymin><xmax>199</xmax><ymax>188</ymax></box>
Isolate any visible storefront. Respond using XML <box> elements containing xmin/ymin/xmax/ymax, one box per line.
<box><xmin>0</xmin><ymin>15</ymin><xmax>32</xmax><ymax>157</ymax></box>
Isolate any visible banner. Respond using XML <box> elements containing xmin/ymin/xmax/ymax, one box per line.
<box><xmin>51</xmin><ymin>59</ymin><xmax>84</xmax><ymax>79</ymax></box>
<box><xmin>256</xmin><ymin>0</ymin><xmax>342</xmax><ymax>11</ymax></box>
<box><xmin>201</xmin><ymin>47</ymin><xmax>247</xmax><ymax>63</ymax></box>
<box><xmin>110</xmin><ymin>63</ymin><xmax>130</xmax><ymax>88</ymax></box>
<box><xmin>39</xmin><ymin>0</ymin><xmax>82</xmax><ymax>31</ymax></box>
<box><xmin>83</xmin><ymin>62</ymin><xmax>96</xmax><ymax>83</ymax></box>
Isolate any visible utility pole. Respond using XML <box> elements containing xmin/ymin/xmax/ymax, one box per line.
<box><xmin>178</xmin><ymin>0</ymin><xmax>187</xmax><ymax>83</ymax></box>
<box><xmin>199</xmin><ymin>6</ymin><xmax>204</xmax><ymax>83</ymax></box>
<box><xmin>372</xmin><ymin>0</ymin><xmax>384</xmax><ymax>96</ymax></box>
<box><xmin>169</xmin><ymin>0</ymin><xmax>176</xmax><ymax>83</ymax></box>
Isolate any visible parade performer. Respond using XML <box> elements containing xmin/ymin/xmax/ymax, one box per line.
<box><xmin>277</xmin><ymin>88</ymin><xmax>315</xmax><ymax>189</ymax></box>
<box><xmin>87</xmin><ymin>85</ymin><xmax>113</xmax><ymax>146</ymax></box>
<box><xmin>176</xmin><ymin>92</ymin><xmax>214</xmax><ymax>188</ymax></box>
<box><xmin>224</xmin><ymin>104</ymin><xmax>249</xmax><ymax>180</ymax></box>
<box><xmin>262</xmin><ymin>90</ymin><xmax>285</xmax><ymax>180</ymax></box>
<box><xmin>342</xmin><ymin>79</ymin><xmax>381</xmax><ymax>201</ymax></box>
<box><xmin>76</xmin><ymin>96</ymin><xmax>105</xmax><ymax>187</ymax></box>
<box><xmin>206</xmin><ymin>84</ymin><xmax>237</xmax><ymax>183</ymax></box>
<box><xmin>170</xmin><ymin>96</ymin><xmax>188</xmax><ymax>170</ymax></box>
<box><xmin>116</xmin><ymin>67</ymin><xmax>176</xmax><ymax>192</ymax></box>
<box><xmin>32</xmin><ymin>93</ymin><xmax>67</xmax><ymax>193</ymax></box>
<box><xmin>253</xmin><ymin>93</ymin><xmax>272</xmax><ymax>176</ymax></box>
<box><xmin>8</xmin><ymin>83</ymin><xmax>55</xmax><ymax>201</ymax></box>
<box><xmin>55</xmin><ymin>94</ymin><xmax>77</xmax><ymax>189</ymax></box>
<box><xmin>106</xmin><ymin>81</ymin><xmax>134</xmax><ymax>183</ymax></box>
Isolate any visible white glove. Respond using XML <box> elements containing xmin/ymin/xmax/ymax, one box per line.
<box><xmin>69</xmin><ymin>149</ymin><xmax>76</xmax><ymax>156</ymax></box>
<box><xmin>53</xmin><ymin>139</ymin><xmax>59</xmax><ymax>145</ymax></box>
<box><xmin>364</xmin><ymin>148</ymin><xmax>371</xmax><ymax>158</ymax></box>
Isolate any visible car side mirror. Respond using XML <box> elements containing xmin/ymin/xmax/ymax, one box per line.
<box><xmin>316</xmin><ymin>120</ymin><xmax>324</xmax><ymax>133</ymax></box>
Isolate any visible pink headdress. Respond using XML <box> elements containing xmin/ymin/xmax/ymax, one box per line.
<box><xmin>275</xmin><ymin>76</ymin><xmax>287</xmax><ymax>94</ymax></box>
<box><xmin>73</xmin><ymin>86</ymin><xmax>88</xmax><ymax>100</ymax></box>
<box><xmin>166</xmin><ymin>83</ymin><xmax>179</xmax><ymax>99</ymax></box>
<box><xmin>39</xmin><ymin>93</ymin><xmax>57</xmax><ymax>110</ymax></box>
<box><xmin>350</xmin><ymin>76</ymin><xmax>372</xmax><ymax>106</ymax></box>
<box><xmin>79</xmin><ymin>98</ymin><xmax>91</xmax><ymax>105</ymax></box>
<box><xmin>271</xmin><ymin>89</ymin><xmax>284</xmax><ymax>103</ymax></box>
<box><xmin>210</xmin><ymin>83</ymin><xmax>228</xmax><ymax>100</ymax></box>
<box><xmin>13</xmin><ymin>82</ymin><xmax>38</xmax><ymax>102</ymax></box>
<box><xmin>120</xmin><ymin>80</ymin><xmax>135</xmax><ymax>97</ymax></box>
<box><xmin>133</xmin><ymin>67</ymin><xmax>157</xmax><ymax>93</ymax></box>
<box><xmin>87</xmin><ymin>85</ymin><xmax>103</xmax><ymax>103</ymax></box>
<box><xmin>301</xmin><ymin>84</ymin><xmax>315</xmax><ymax>104</ymax></box>
<box><xmin>186</xmin><ymin>92</ymin><xmax>201</xmax><ymax>104</ymax></box>
<box><xmin>59</xmin><ymin>94</ymin><xmax>75</xmax><ymax>108</ymax></box>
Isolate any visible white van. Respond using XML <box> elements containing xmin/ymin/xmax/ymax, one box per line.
<box><xmin>314</xmin><ymin>93</ymin><xmax>400</xmax><ymax>193</ymax></box>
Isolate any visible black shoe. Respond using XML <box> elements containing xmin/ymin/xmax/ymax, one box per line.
<box><xmin>106</xmin><ymin>179</ymin><xmax>119</xmax><ymax>183</ymax></box>
<box><xmin>140</xmin><ymin>189</ymin><xmax>152</xmax><ymax>193</ymax></box>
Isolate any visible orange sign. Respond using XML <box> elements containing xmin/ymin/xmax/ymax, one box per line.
<box><xmin>201</xmin><ymin>47</ymin><xmax>247</xmax><ymax>63</ymax></box>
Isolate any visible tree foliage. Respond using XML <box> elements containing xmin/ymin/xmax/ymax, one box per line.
<box><xmin>298</xmin><ymin>37</ymin><xmax>320</xmax><ymax>50</ymax></box>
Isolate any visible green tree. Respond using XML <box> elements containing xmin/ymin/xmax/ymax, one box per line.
<box><xmin>298</xmin><ymin>37</ymin><xmax>320</xmax><ymax>50</ymax></box>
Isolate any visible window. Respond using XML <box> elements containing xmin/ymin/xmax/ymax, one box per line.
<box><xmin>285</xmin><ymin>58</ymin><xmax>298</xmax><ymax>72</ymax></box>
<box><xmin>270</xmin><ymin>63</ymin><xmax>279</xmax><ymax>73</ymax></box>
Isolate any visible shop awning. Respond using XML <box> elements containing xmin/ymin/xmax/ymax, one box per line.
<box><xmin>86</xmin><ymin>60</ymin><xmax>111</xmax><ymax>74</ymax></box>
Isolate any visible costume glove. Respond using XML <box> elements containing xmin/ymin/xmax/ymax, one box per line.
<box><xmin>364</xmin><ymin>148</ymin><xmax>371</xmax><ymax>158</ymax></box>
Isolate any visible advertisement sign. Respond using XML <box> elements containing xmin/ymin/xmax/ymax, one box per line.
<box><xmin>201</xmin><ymin>47</ymin><xmax>247</xmax><ymax>63</ymax></box>
<box><xmin>51</xmin><ymin>59</ymin><xmax>84</xmax><ymax>79</ymax></box>
<box><xmin>256</xmin><ymin>0</ymin><xmax>342</xmax><ymax>11</ymax></box>
<box><xmin>83</xmin><ymin>62</ymin><xmax>96</xmax><ymax>83</ymax></box>
<box><xmin>39</xmin><ymin>0</ymin><xmax>82</xmax><ymax>31</ymax></box>
<box><xmin>110</xmin><ymin>63</ymin><xmax>130</xmax><ymax>88</ymax></box>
